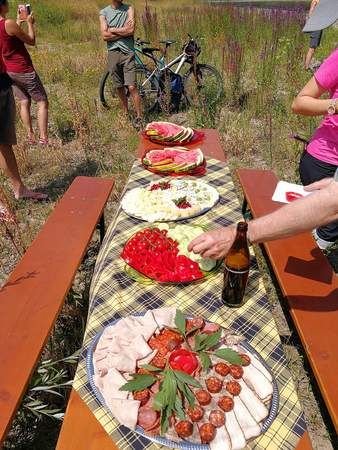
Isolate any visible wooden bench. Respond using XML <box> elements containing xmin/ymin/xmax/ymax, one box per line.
<box><xmin>0</xmin><ymin>176</ymin><xmax>114</xmax><ymax>446</ymax></box>
<box><xmin>56</xmin><ymin>130</ymin><xmax>312</xmax><ymax>450</ymax></box>
<box><xmin>237</xmin><ymin>168</ymin><xmax>338</xmax><ymax>434</ymax></box>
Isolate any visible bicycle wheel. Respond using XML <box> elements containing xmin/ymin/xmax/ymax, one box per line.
<box><xmin>135</xmin><ymin>66</ymin><xmax>159</xmax><ymax>114</ymax></box>
<box><xmin>183</xmin><ymin>64</ymin><xmax>223</xmax><ymax>106</ymax></box>
<box><xmin>99</xmin><ymin>70</ymin><xmax>114</xmax><ymax>109</ymax></box>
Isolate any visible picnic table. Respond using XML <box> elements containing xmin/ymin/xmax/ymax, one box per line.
<box><xmin>57</xmin><ymin>130</ymin><xmax>313</xmax><ymax>449</ymax></box>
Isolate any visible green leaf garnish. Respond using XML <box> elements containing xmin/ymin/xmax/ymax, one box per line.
<box><xmin>199</xmin><ymin>352</ymin><xmax>212</xmax><ymax>371</ymax></box>
<box><xmin>177</xmin><ymin>380</ymin><xmax>195</xmax><ymax>407</ymax></box>
<box><xmin>186</xmin><ymin>325</ymin><xmax>203</xmax><ymax>337</ymax></box>
<box><xmin>174</xmin><ymin>395</ymin><xmax>186</xmax><ymax>421</ymax></box>
<box><xmin>214</xmin><ymin>348</ymin><xmax>244</xmax><ymax>366</ymax></box>
<box><xmin>193</xmin><ymin>329</ymin><xmax>222</xmax><ymax>352</ymax></box>
<box><xmin>175</xmin><ymin>310</ymin><xmax>186</xmax><ymax>337</ymax></box>
<box><xmin>139</xmin><ymin>364</ymin><xmax>163</xmax><ymax>372</ymax></box>
<box><xmin>173</xmin><ymin>370</ymin><xmax>201</xmax><ymax>388</ymax></box>
<box><xmin>119</xmin><ymin>374</ymin><xmax>157</xmax><ymax>392</ymax></box>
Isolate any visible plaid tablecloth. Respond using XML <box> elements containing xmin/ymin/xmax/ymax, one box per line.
<box><xmin>74</xmin><ymin>158</ymin><xmax>307</xmax><ymax>449</ymax></box>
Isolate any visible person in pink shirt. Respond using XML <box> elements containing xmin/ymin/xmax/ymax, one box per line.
<box><xmin>292</xmin><ymin>47</ymin><xmax>338</xmax><ymax>249</ymax></box>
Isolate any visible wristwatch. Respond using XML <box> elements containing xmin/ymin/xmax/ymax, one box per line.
<box><xmin>327</xmin><ymin>98</ymin><xmax>337</xmax><ymax>115</ymax></box>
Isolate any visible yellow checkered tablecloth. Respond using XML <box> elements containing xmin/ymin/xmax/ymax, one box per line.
<box><xmin>74</xmin><ymin>158</ymin><xmax>307</xmax><ymax>449</ymax></box>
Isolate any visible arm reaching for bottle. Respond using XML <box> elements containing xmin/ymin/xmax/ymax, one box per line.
<box><xmin>188</xmin><ymin>177</ymin><xmax>338</xmax><ymax>259</ymax></box>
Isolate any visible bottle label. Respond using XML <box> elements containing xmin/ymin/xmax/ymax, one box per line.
<box><xmin>225</xmin><ymin>265</ymin><xmax>249</xmax><ymax>275</ymax></box>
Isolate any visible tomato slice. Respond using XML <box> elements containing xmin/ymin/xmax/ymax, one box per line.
<box><xmin>286</xmin><ymin>191</ymin><xmax>303</xmax><ymax>202</ymax></box>
<box><xmin>169</xmin><ymin>349</ymin><xmax>198</xmax><ymax>374</ymax></box>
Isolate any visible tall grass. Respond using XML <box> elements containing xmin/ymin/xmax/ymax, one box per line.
<box><xmin>1</xmin><ymin>1</ymin><xmax>337</xmax><ymax>448</ymax></box>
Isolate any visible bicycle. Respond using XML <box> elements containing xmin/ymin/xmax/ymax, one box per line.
<box><xmin>99</xmin><ymin>35</ymin><xmax>223</xmax><ymax>113</ymax></box>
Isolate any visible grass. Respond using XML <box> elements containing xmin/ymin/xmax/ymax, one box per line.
<box><xmin>1</xmin><ymin>0</ymin><xmax>337</xmax><ymax>448</ymax></box>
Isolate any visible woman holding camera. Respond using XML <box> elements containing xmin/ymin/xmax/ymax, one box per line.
<box><xmin>0</xmin><ymin>0</ymin><xmax>49</xmax><ymax>145</ymax></box>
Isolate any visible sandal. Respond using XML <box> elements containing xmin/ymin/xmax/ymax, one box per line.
<box><xmin>39</xmin><ymin>138</ymin><xmax>49</xmax><ymax>145</ymax></box>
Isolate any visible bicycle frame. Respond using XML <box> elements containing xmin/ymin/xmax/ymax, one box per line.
<box><xmin>139</xmin><ymin>51</ymin><xmax>190</xmax><ymax>87</ymax></box>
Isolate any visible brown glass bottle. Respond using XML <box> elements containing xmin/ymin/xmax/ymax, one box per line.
<box><xmin>222</xmin><ymin>222</ymin><xmax>250</xmax><ymax>308</ymax></box>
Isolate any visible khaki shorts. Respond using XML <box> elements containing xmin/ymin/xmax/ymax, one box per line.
<box><xmin>0</xmin><ymin>88</ymin><xmax>17</xmax><ymax>145</ymax></box>
<box><xmin>8</xmin><ymin>71</ymin><xmax>48</xmax><ymax>103</ymax></box>
<box><xmin>107</xmin><ymin>49</ymin><xmax>136</xmax><ymax>88</ymax></box>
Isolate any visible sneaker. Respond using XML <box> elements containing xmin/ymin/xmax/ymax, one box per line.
<box><xmin>313</xmin><ymin>229</ymin><xmax>335</xmax><ymax>250</ymax></box>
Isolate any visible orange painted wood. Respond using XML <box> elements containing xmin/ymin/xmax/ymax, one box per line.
<box><xmin>57</xmin><ymin>134</ymin><xmax>310</xmax><ymax>449</ymax></box>
<box><xmin>237</xmin><ymin>168</ymin><xmax>338</xmax><ymax>434</ymax></box>
<box><xmin>0</xmin><ymin>176</ymin><xmax>114</xmax><ymax>446</ymax></box>
<box><xmin>137</xmin><ymin>128</ymin><xmax>226</xmax><ymax>161</ymax></box>
<box><xmin>56</xmin><ymin>390</ymin><xmax>119</xmax><ymax>450</ymax></box>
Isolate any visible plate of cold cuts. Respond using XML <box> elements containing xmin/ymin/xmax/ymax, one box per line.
<box><xmin>87</xmin><ymin>308</ymin><xmax>279</xmax><ymax>450</ymax></box>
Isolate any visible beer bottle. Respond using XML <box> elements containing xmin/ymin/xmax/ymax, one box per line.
<box><xmin>222</xmin><ymin>222</ymin><xmax>250</xmax><ymax>308</ymax></box>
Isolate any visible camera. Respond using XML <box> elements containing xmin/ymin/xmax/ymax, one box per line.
<box><xmin>18</xmin><ymin>4</ymin><xmax>31</xmax><ymax>20</ymax></box>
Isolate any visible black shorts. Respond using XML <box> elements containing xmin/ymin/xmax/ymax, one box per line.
<box><xmin>299</xmin><ymin>151</ymin><xmax>338</xmax><ymax>242</ymax></box>
<box><xmin>309</xmin><ymin>30</ymin><xmax>322</xmax><ymax>49</ymax></box>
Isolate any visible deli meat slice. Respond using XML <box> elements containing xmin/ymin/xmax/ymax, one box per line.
<box><xmin>225</xmin><ymin>410</ymin><xmax>246</xmax><ymax>450</ymax></box>
<box><xmin>209</xmin><ymin>425</ymin><xmax>231</xmax><ymax>450</ymax></box>
<box><xmin>249</xmin><ymin>353</ymin><xmax>273</xmax><ymax>383</ymax></box>
<box><xmin>151</xmin><ymin>307</ymin><xmax>177</xmax><ymax>329</ymax></box>
<box><xmin>101</xmin><ymin>368</ymin><xmax>129</xmax><ymax>401</ymax></box>
<box><xmin>137</xmin><ymin>406</ymin><xmax>159</xmax><ymax>431</ymax></box>
<box><xmin>238</xmin><ymin>379</ymin><xmax>269</xmax><ymax>423</ymax></box>
<box><xmin>242</xmin><ymin>364</ymin><xmax>273</xmax><ymax>400</ymax></box>
<box><xmin>137</xmin><ymin>349</ymin><xmax>158</xmax><ymax>367</ymax></box>
<box><xmin>106</xmin><ymin>353</ymin><xmax>136</xmax><ymax>373</ymax></box>
<box><xmin>106</xmin><ymin>398</ymin><xmax>140</xmax><ymax>430</ymax></box>
<box><xmin>233</xmin><ymin>396</ymin><xmax>261</xmax><ymax>440</ymax></box>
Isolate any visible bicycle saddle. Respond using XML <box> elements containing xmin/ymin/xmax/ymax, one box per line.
<box><xmin>142</xmin><ymin>47</ymin><xmax>161</xmax><ymax>54</ymax></box>
<box><xmin>159</xmin><ymin>40</ymin><xmax>176</xmax><ymax>46</ymax></box>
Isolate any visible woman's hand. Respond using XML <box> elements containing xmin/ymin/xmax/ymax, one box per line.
<box><xmin>27</xmin><ymin>13</ymin><xmax>35</xmax><ymax>25</ymax></box>
<box><xmin>188</xmin><ymin>226</ymin><xmax>237</xmax><ymax>260</ymax></box>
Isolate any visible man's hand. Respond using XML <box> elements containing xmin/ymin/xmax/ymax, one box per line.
<box><xmin>304</xmin><ymin>177</ymin><xmax>332</xmax><ymax>191</ymax></box>
<box><xmin>188</xmin><ymin>226</ymin><xmax>237</xmax><ymax>260</ymax></box>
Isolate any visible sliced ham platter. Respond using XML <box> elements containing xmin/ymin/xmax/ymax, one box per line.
<box><xmin>87</xmin><ymin>308</ymin><xmax>278</xmax><ymax>449</ymax></box>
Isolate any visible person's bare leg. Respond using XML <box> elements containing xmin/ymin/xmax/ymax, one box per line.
<box><xmin>305</xmin><ymin>47</ymin><xmax>315</xmax><ymax>70</ymax></box>
<box><xmin>19</xmin><ymin>99</ymin><xmax>35</xmax><ymax>142</ymax></box>
<box><xmin>0</xmin><ymin>144</ymin><xmax>47</xmax><ymax>200</ymax></box>
<box><xmin>37</xmin><ymin>99</ymin><xmax>49</xmax><ymax>141</ymax></box>
<box><xmin>128</xmin><ymin>85</ymin><xmax>142</xmax><ymax>119</ymax></box>
<box><xmin>116</xmin><ymin>87</ymin><xmax>129</xmax><ymax>114</ymax></box>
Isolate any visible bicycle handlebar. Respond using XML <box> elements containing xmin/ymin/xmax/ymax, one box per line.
<box><xmin>136</xmin><ymin>37</ymin><xmax>150</xmax><ymax>46</ymax></box>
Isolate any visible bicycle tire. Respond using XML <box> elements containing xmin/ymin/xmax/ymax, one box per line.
<box><xmin>99</xmin><ymin>66</ymin><xmax>158</xmax><ymax>113</ymax></box>
<box><xmin>135</xmin><ymin>65</ymin><xmax>159</xmax><ymax>114</ymax></box>
<box><xmin>183</xmin><ymin>64</ymin><xmax>223</xmax><ymax>106</ymax></box>
<box><xmin>99</xmin><ymin>70</ymin><xmax>112</xmax><ymax>109</ymax></box>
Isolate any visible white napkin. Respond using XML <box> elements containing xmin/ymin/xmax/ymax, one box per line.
<box><xmin>272</xmin><ymin>181</ymin><xmax>311</xmax><ymax>204</ymax></box>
